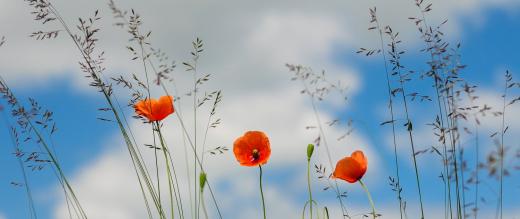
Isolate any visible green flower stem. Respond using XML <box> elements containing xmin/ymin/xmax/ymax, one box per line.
<box><xmin>359</xmin><ymin>180</ymin><xmax>376</xmax><ymax>219</ymax></box>
<box><xmin>307</xmin><ymin>159</ymin><xmax>313</xmax><ymax>219</ymax></box>
<box><xmin>259</xmin><ymin>165</ymin><xmax>267</xmax><ymax>219</ymax></box>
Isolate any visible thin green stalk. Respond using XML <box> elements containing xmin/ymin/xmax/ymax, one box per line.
<box><xmin>359</xmin><ymin>180</ymin><xmax>376</xmax><ymax>219</ymax></box>
<box><xmin>154</xmin><ymin>122</ymin><xmax>176</xmax><ymax>219</ymax></box>
<box><xmin>152</xmin><ymin>127</ymin><xmax>162</xmax><ymax>215</ymax></box>
<box><xmin>198</xmin><ymin>92</ymin><xmax>219</xmax><ymax>217</ymax></box>
<box><xmin>259</xmin><ymin>165</ymin><xmax>267</xmax><ymax>219</ymax></box>
<box><xmin>156</xmin><ymin>122</ymin><xmax>186</xmax><ymax>219</ymax></box>
<box><xmin>193</xmin><ymin>71</ymin><xmax>199</xmax><ymax>219</ymax></box>
<box><xmin>307</xmin><ymin>158</ymin><xmax>313</xmax><ymax>219</ymax></box>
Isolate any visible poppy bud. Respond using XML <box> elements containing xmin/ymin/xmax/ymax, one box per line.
<box><xmin>199</xmin><ymin>172</ymin><xmax>207</xmax><ymax>191</ymax></box>
<box><xmin>307</xmin><ymin>144</ymin><xmax>314</xmax><ymax>161</ymax></box>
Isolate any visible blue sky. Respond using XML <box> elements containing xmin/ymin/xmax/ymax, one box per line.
<box><xmin>1</xmin><ymin>1</ymin><xmax>520</xmax><ymax>219</ymax></box>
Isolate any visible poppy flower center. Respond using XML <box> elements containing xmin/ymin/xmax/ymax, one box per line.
<box><xmin>252</xmin><ymin>149</ymin><xmax>260</xmax><ymax>161</ymax></box>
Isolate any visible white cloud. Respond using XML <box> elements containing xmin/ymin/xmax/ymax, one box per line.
<box><xmin>1</xmin><ymin>0</ymin><xmax>518</xmax><ymax>87</ymax></box>
<box><xmin>246</xmin><ymin>12</ymin><xmax>347</xmax><ymax>66</ymax></box>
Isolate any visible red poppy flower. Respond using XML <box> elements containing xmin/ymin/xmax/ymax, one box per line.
<box><xmin>134</xmin><ymin>95</ymin><xmax>174</xmax><ymax>122</ymax></box>
<box><xmin>233</xmin><ymin>131</ymin><xmax>271</xmax><ymax>167</ymax></box>
<box><xmin>333</xmin><ymin>150</ymin><xmax>367</xmax><ymax>183</ymax></box>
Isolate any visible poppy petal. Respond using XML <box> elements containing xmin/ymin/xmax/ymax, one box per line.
<box><xmin>332</xmin><ymin>150</ymin><xmax>367</xmax><ymax>183</ymax></box>
<box><xmin>134</xmin><ymin>95</ymin><xmax>175</xmax><ymax>122</ymax></box>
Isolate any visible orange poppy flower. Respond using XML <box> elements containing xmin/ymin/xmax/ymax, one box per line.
<box><xmin>134</xmin><ymin>95</ymin><xmax>175</xmax><ymax>122</ymax></box>
<box><xmin>233</xmin><ymin>131</ymin><xmax>271</xmax><ymax>167</ymax></box>
<box><xmin>333</xmin><ymin>150</ymin><xmax>367</xmax><ymax>183</ymax></box>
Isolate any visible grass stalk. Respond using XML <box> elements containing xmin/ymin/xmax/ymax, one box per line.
<box><xmin>497</xmin><ymin>71</ymin><xmax>508</xmax><ymax>219</ymax></box>
<box><xmin>385</xmin><ymin>27</ymin><xmax>424</xmax><ymax>219</ymax></box>
<box><xmin>370</xmin><ymin>10</ymin><xmax>403</xmax><ymax>218</ymax></box>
